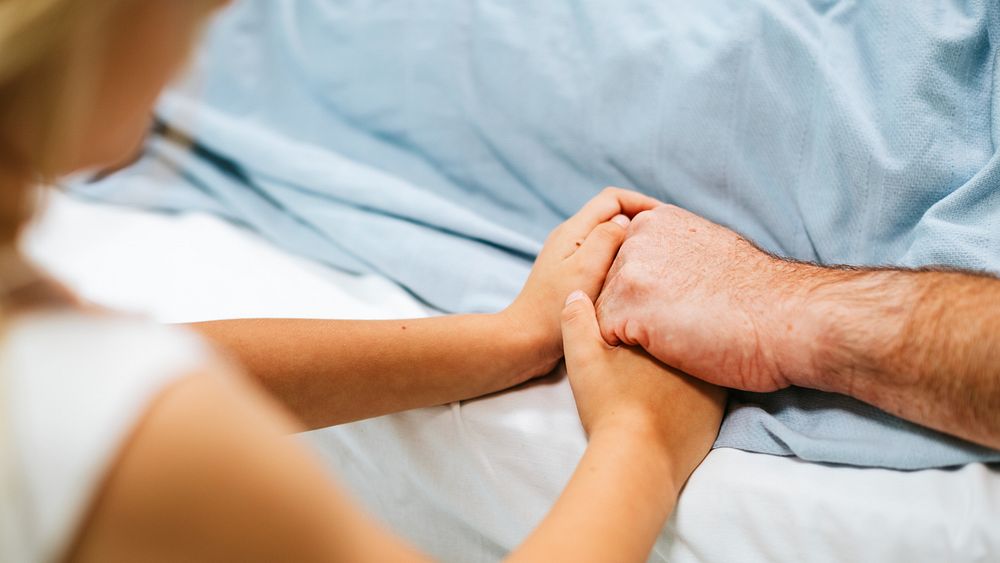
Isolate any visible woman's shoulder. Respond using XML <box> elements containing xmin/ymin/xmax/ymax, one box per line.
<box><xmin>2</xmin><ymin>311</ymin><xmax>215</xmax><ymax>405</ymax></box>
<box><xmin>0</xmin><ymin>311</ymin><xmax>219</xmax><ymax>563</ymax></box>
<box><xmin>4</xmin><ymin>310</ymin><xmax>211</xmax><ymax>373</ymax></box>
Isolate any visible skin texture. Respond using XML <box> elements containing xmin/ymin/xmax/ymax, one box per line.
<box><xmin>70</xmin><ymin>310</ymin><xmax>724</xmax><ymax>563</ymax></box>
<box><xmin>73</xmin><ymin>0</ymin><xmax>212</xmax><ymax>169</ymax></box>
<box><xmin>191</xmin><ymin>187</ymin><xmax>663</xmax><ymax>429</ymax></box>
<box><xmin>511</xmin><ymin>292</ymin><xmax>724</xmax><ymax>563</ymax></box>
<box><xmin>70</xmin><ymin>365</ymin><xmax>428</xmax><ymax>563</ymax></box>
<box><xmin>62</xmin><ymin>183</ymin><xmax>723</xmax><ymax>562</ymax></box>
<box><xmin>2</xmin><ymin>0</ymin><xmax>722</xmax><ymax>559</ymax></box>
<box><xmin>596</xmin><ymin>203</ymin><xmax>1000</xmax><ymax>450</ymax></box>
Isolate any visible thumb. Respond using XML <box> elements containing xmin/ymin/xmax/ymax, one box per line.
<box><xmin>572</xmin><ymin>215</ymin><xmax>629</xmax><ymax>274</ymax></box>
<box><xmin>561</xmin><ymin>290</ymin><xmax>608</xmax><ymax>371</ymax></box>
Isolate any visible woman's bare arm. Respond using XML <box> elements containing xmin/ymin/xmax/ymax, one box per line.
<box><xmin>189</xmin><ymin>188</ymin><xmax>663</xmax><ymax>429</ymax></box>
<box><xmin>508</xmin><ymin>291</ymin><xmax>725</xmax><ymax>562</ymax></box>
<box><xmin>70</xmin><ymin>350</ymin><xmax>722</xmax><ymax>563</ymax></box>
<box><xmin>190</xmin><ymin>314</ymin><xmax>548</xmax><ymax>429</ymax></box>
<box><xmin>71</xmin><ymin>290</ymin><xmax>722</xmax><ymax>563</ymax></box>
<box><xmin>69</xmin><ymin>366</ymin><xmax>429</xmax><ymax>563</ymax></box>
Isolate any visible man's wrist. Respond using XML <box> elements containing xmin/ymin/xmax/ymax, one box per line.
<box><xmin>786</xmin><ymin>285</ymin><xmax>846</xmax><ymax>392</ymax></box>
<box><xmin>776</xmin><ymin>266</ymin><xmax>917</xmax><ymax>396</ymax></box>
<box><xmin>750</xmin><ymin>260</ymin><xmax>826</xmax><ymax>390</ymax></box>
<box><xmin>758</xmin><ymin>260</ymin><xmax>864</xmax><ymax>392</ymax></box>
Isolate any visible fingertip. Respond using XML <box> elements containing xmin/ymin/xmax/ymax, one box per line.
<box><xmin>564</xmin><ymin>289</ymin><xmax>588</xmax><ymax>306</ymax></box>
<box><xmin>593</xmin><ymin>302</ymin><xmax>621</xmax><ymax>345</ymax></box>
<box><xmin>561</xmin><ymin>290</ymin><xmax>598</xmax><ymax>329</ymax></box>
<box><xmin>611</xmin><ymin>214</ymin><xmax>630</xmax><ymax>228</ymax></box>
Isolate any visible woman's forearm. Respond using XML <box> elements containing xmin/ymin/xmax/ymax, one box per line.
<box><xmin>507</xmin><ymin>421</ymin><xmax>679</xmax><ymax>563</ymax></box>
<box><xmin>188</xmin><ymin>314</ymin><xmax>552</xmax><ymax>429</ymax></box>
<box><xmin>185</xmin><ymin>189</ymin><xmax>661</xmax><ymax>431</ymax></box>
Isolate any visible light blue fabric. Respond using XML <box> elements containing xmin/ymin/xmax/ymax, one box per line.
<box><xmin>75</xmin><ymin>0</ymin><xmax>1000</xmax><ymax>469</ymax></box>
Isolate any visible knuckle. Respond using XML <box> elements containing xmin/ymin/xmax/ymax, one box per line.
<box><xmin>622</xmin><ymin>317</ymin><xmax>651</xmax><ymax>349</ymax></box>
<box><xmin>659</xmin><ymin>203</ymin><xmax>693</xmax><ymax>223</ymax></box>
<box><xmin>593</xmin><ymin>297</ymin><xmax>606</xmax><ymax>316</ymax></box>
<box><xmin>630</xmin><ymin>209</ymin><xmax>653</xmax><ymax>228</ymax></box>
<box><xmin>594</xmin><ymin>296</ymin><xmax>613</xmax><ymax>321</ymax></box>
<box><xmin>617</xmin><ymin>262</ymin><xmax>648</xmax><ymax>292</ymax></box>
<box><xmin>648</xmin><ymin>204</ymin><xmax>681</xmax><ymax>224</ymax></box>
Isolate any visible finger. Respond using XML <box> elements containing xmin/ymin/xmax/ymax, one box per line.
<box><xmin>561</xmin><ymin>187</ymin><xmax>662</xmax><ymax>241</ymax></box>
<box><xmin>596</xmin><ymin>297</ymin><xmax>645</xmax><ymax>348</ymax></box>
<box><xmin>593</xmin><ymin>291</ymin><xmax>624</xmax><ymax>347</ymax></box>
<box><xmin>569</xmin><ymin>215</ymin><xmax>629</xmax><ymax>280</ymax></box>
<box><xmin>561</xmin><ymin>290</ymin><xmax>609</xmax><ymax>372</ymax></box>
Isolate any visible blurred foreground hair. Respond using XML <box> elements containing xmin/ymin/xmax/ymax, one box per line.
<box><xmin>0</xmin><ymin>0</ymin><xmax>127</xmax><ymax>245</ymax></box>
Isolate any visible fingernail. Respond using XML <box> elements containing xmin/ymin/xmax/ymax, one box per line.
<box><xmin>565</xmin><ymin>290</ymin><xmax>587</xmax><ymax>306</ymax></box>
<box><xmin>611</xmin><ymin>214</ymin><xmax>630</xmax><ymax>228</ymax></box>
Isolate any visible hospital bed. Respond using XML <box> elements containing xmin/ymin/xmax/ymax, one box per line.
<box><xmin>25</xmin><ymin>191</ymin><xmax>1000</xmax><ymax>562</ymax></box>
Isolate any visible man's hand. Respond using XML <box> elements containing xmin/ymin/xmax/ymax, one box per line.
<box><xmin>594</xmin><ymin>203</ymin><xmax>1000</xmax><ymax>450</ymax></box>
<box><xmin>595</xmin><ymin>204</ymin><xmax>814</xmax><ymax>393</ymax></box>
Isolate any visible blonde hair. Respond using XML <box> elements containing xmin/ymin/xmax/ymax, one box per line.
<box><xmin>0</xmin><ymin>0</ymin><xmax>129</xmax><ymax>246</ymax></box>
<box><xmin>0</xmin><ymin>0</ymin><xmax>143</xmax><ymax>322</ymax></box>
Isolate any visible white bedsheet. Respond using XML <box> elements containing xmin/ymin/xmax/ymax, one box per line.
<box><xmin>24</xmin><ymin>191</ymin><xmax>1000</xmax><ymax>562</ymax></box>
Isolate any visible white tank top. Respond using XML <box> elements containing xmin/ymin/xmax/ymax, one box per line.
<box><xmin>0</xmin><ymin>312</ymin><xmax>211</xmax><ymax>563</ymax></box>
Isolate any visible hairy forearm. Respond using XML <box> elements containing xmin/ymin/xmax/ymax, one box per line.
<box><xmin>507</xmin><ymin>422</ymin><xmax>679</xmax><ymax>563</ymax></box>
<box><xmin>792</xmin><ymin>267</ymin><xmax>1000</xmax><ymax>449</ymax></box>
<box><xmin>188</xmin><ymin>314</ymin><xmax>552</xmax><ymax>429</ymax></box>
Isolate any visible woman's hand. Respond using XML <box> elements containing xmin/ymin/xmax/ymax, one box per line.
<box><xmin>560</xmin><ymin>290</ymin><xmax>726</xmax><ymax>492</ymax></box>
<box><xmin>508</xmin><ymin>290</ymin><xmax>726</xmax><ymax>562</ymax></box>
<box><xmin>501</xmin><ymin>188</ymin><xmax>662</xmax><ymax>376</ymax></box>
<box><xmin>192</xmin><ymin>188</ymin><xmax>661</xmax><ymax>429</ymax></box>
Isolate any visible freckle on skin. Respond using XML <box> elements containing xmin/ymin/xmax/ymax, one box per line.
<box><xmin>401</xmin><ymin>325</ymin><xmax>407</xmax><ymax>330</ymax></box>
<box><xmin>689</xmin><ymin>228</ymin><xmax>697</xmax><ymax>233</ymax></box>
<box><xmin>786</xmin><ymin>324</ymin><xmax>793</xmax><ymax>332</ymax></box>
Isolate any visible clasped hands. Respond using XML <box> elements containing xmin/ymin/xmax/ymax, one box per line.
<box><xmin>502</xmin><ymin>188</ymin><xmax>758</xmax><ymax>488</ymax></box>
<box><xmin>503</xmin><ymin>185</ymin><xmax>838</xmax><ymax>486</ymax></box>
